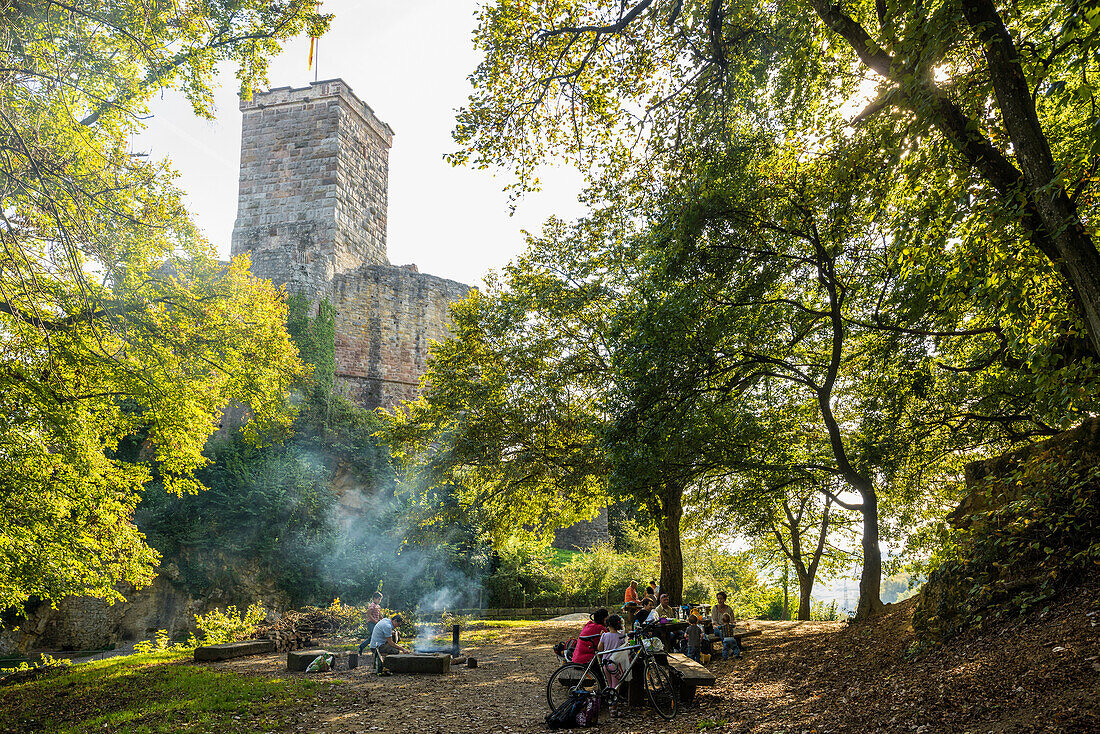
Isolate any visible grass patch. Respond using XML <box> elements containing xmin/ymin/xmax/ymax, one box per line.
<box><xmin>418</xmin><ymin>618</ymin><xmax>539</xmax><ymax>646</ymax></box>
<box><xmin>0</xmin><ymin>650</ymin><xmax>331</xmax><ymax>733</ymax></box>
<box><xmin>546</xmin><ymin>548</ymin><xmax>583</xmax><ymax>567</ymax></box>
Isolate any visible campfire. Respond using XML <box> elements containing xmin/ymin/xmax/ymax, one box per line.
<box><xmin>381</xmin><ymin>622</ymin><xmax>473</xmax><ymax>673</ymax></box>
<box><xmin>410</xmin><ymin>623</ymin><xmax>461</xmax><ymax>658</ymax></box>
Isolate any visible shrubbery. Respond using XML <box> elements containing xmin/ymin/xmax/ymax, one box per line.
<box><xmin>913</xmin><ymin>451</ymin><xmax>1100</xmax><ymax>640</ymax></box>
<box><xmin>485</xmin><ymin>535</ymin><xmax>785</xmax><ymax>617</ymax></box>
<box><xmin>137</xmin><ymin>298</ymin><xmax>488</xmax><ymax>611</ymax></box>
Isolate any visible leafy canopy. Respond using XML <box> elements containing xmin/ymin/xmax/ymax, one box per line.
<box><xmin>0</xmin><ymin>1</ymin><xmax>327</xmax><ymax>611</ymax></box>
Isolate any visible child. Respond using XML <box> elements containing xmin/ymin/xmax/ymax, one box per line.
<box><xmin>716</xmin><ymin>613</ymin><xmax>742</xmax><ymax>660</ymax></box>
<box><xmin>684</xmin><ymin>614</ymin><xmax>703</xmax><ymax>662</ymax></box>
<box><xmin>597</xmin><ymin>615</ymin><xmax>628</xmax><ymax>718</ymax></box>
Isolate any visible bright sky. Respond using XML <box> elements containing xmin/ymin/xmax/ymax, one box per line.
<box><xmin>136</xmin><ymin>0</ymin><xmax>586</xmax><ymax>287</ymax></box>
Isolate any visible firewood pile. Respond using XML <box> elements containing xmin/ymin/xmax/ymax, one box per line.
<box><xmin>249</xmin><ymin>604</ymin><xmax>367</xmax><ymax>652</ymax></box>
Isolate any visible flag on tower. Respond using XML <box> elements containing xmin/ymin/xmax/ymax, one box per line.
<box><xmin>308</xmin><ymin>37</ymin><xmax>316</xmax><ymax>70</ymax></box>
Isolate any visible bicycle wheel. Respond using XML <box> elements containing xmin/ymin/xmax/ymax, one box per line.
<box><xmin>643</xmin><ymin>660</ymin><xmax>678</xmax><ymax>719</ymax></box>
<box><xmin>546</xmin><ymin>662</ymin><xmax>599</xmax><ymax>712</ymax></box>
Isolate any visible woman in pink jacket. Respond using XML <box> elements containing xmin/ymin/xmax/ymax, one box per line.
<box><xmin>572</xmin><ymin>608</ymin><xmax>609</xmax><ymax>665</ymax></box>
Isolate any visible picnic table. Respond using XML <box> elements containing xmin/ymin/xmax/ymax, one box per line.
<box><xmin>646</xmin><ymin>620</ymin><xmax>688</xmax><ymax>652</ymax></box>
<box><xmin>706</xmin><ymin>626</ymin><xmax>762</xmax><ymax>649</ymax></box>
<box><xmin>665</xmin><ymin>652</ymin><xmax>716</xmax><ymax>702</ymax></box>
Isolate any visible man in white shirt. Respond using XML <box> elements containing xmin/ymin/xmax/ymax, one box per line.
<box><xmin>369</xmin><ymin>612</ymin><xmax>408</xmax><ymax>656</ymax></box>
<box><xmin>654</xmin><ymin>594</ymin><xmax>677</xmax><ymax>620</ymax></box>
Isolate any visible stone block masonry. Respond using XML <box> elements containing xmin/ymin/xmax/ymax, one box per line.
<box><xmin>230</xmin><ymin>79</ymin><xmax>471</xmax><ymax>410</ymax></box>
<box><xmin>232</xmin><ymin>79</ymin><xmax>394</xmax><ymax>303</ymax></box>
<box><xmin>334</xmin><ymin>265</ymin><xmax>469</xmax><ymax>409</ymax></box>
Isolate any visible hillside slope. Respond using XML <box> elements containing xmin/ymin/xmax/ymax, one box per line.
<box><xmin>694</xmin><ymin>578</ymin><xmax>1100</xmax><ymax>733</ymax></box>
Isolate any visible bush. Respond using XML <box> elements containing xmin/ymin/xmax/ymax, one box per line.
<box><xmin>810</xmin><ymin>599</ymin><xmax>843</xmax><ymax>621</ymax></box>
<box><xmin>913</xmin><ymin>451</ymin><xmax>1100</xmax><ymax>641</ymax></box>
<box><xmin>194</xmin><ymin>603</ymin><xmax>268</xmax><ymax>644</ymax></box>
<box><xmin>484</xmin><ymin>534</ymin><xmax>782</xmax><ymax>614</ymax></box>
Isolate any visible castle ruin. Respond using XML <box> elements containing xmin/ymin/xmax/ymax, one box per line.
<box><xmin>231</xmin><ymin>79</ymin><xmax>469</xmax><ymax>408</ymax></box>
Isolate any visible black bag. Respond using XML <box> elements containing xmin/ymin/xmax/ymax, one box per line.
<box><xmin>546</xmin><ymin>690</ymin><xmax>589</xmax><ymax>729</ymax></box>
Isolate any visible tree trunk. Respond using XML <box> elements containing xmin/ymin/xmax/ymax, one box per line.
<box><xmin>811</xmin><ymin>0</ymin><xmax>1100</xmax><ymax>358</ymax></box>
<box><xmin>855</xmin><ymin>487</ymin><xmax>884</xmax><ymax>619</ymax></box>
<box><xmin>959</xmin><ymin>0</ymin><xmax>1100</xmax><ymax>359</ymax></box>
<box><xmin>782</xmin><ymin>563</ymin><xmax>790</xmax><ymax>620</ymax></box>
<box><xmin>797</xmin><ymin>571</ymin><xmax>813</xmax><ymax>620</ymax></box>
<box><xmin>656</xmin><ymin>487</ymin><xmax>684</xmax><ymax>606</ymax></box>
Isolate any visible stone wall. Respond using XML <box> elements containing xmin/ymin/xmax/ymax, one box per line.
<box><xmin>552</xmin><ymin>507</ymin><xmax>610</xmax><ymax>551</ymax></box>
<box><xmin>947</xmin><ymin>417</ymin><xmax>1100</xmax><ymax>528</ymax></box>
<box><xmin>0</xmin><ymin>565</ymin><xmax>293</xmax><ymax>655</ymax></box>
<box><xmin>333</xmin><ymin>264</ymin><xmax>470</xmax><ymax>410</ymax></box>
<box><xmin>230</xmin><ymin>78</ymin><xmax>470</xmax><ymax>411</ymax></box>
<box><xmin>231</xmin><ymin>79</ymin><xmax>394</xmax><ymax>302</ymax></box>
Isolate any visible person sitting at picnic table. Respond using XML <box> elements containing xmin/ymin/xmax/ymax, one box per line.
<box><xmin>369</xmin><ymin>612</ymin><xmax>409</xmax><ymax>656</ymax></box>
<box><xmin>654</xmin><ymin>594</ymin><xmax>677</xmax><ymax>620</ymax></box>
<box><xmin>624</xmin><ymin>580</ymin><xmax>640</xmax><ymax>604</ymax></box>
<box><xmin>357</xmin><ymin>591</ymin><xmax>385</xmax><ymax>654</ymax></box>
<box><xmin>716</xmin><ymin>613</ymin><xmax>742</xmax><ymax>660</ymax></box>
<box><xmin>710</xmin><ymin>590</ymin><xmax>734</xmax><ymax>626</ymax></box>
<box><xmin>645</xmin><ymin>581</ymin><xmax>657</xmax><ymax>599</ymax></box>
<box><xmin>684</xmin><ymin>614</ymin><xmax>703</xmax><ymax>662</ymax></box>
<box><xmin>635</xmin><ymin>598</ymin><xmax>657</xmax><ymax>628</ymax></box>
<box><xmin>573</xmin><ymin>608</ymin><xmax>609</xmax><ymax>665</ymax></box>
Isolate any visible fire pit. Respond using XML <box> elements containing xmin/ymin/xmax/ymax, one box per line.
<box><xmin>380</xmin><ymin>623</ymin><xmax>463</xmax><ymax>675</ymax></box>
<box><xmin>411</xmin><ymin>624</ymin><xmax>461</xmax><ymax>657</ymax></box>
<box><xmin>382</xmin><ymin>652</ymin><xmax>452</xmax><ymax>674</ymax></box>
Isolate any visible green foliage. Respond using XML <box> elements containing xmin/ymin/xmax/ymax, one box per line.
<box><xmin>484</xmin><ymin>534</ymin><xmax>781</xmax><ymax>616</ymax></box>
<box><xmin>381</xmin><ymin>222</ymin><xmax>624</xmax><ymax>545</ymax></box>
<box><xmin>286</xmin><ymin>295</ymin><xmax>337</xmax><ymax>394</ymax></box>
<box><xmin>809</xmin><ymin>599</ymin><xmax>843</xmax><ymax>622</ymax></box>
<box><xmin>0</xmin><ymin>1</ymin><xmax>321</xmax><ymax>611</ymax></box>
<box><xmin>138</xmin><ymin>309</ymin><xmax>490</xmax><ymax>610</ymax></box>
<box><xmin>132</xmin><ymin>630</ymin><xmax>176</xmax><ymax>655</ymax></box>
<box><xmin>192</xmin><ymin>603</ymin><xmax>268</xmax><ymax>645</ymax></box>
<box><xmin>450</xmin><ymin>0</ymin><xmax>1100</xmax><ymax>618</ymax></box>
<box><xmin>913</xmin><ymin>450</ymin><xmax>1100</xmax><ymax>641</ymax></box>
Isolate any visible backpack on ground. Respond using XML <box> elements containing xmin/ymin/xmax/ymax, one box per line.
<box><xmin>546</xmin><ymin>690</ymin><xmax>590</xmax><ymax>729</ymax></box>
<box><xmin>573</xmin><ymin>691</ymin><xmax>601</xmax><ymax>727</ymax></box>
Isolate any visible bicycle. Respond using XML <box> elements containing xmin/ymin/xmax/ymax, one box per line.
<box><xmin>546</xmin><ymin>625</ymin><xmax>678</xmax><ymax>721</ymax></box>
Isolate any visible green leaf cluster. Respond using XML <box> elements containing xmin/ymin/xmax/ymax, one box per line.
<box><xmin>0</xmin><ymin>2</ymin><xmax>326</xmax><ymax>610</ymax></box>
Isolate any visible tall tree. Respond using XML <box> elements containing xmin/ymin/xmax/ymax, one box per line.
<box><xmin>382</xmin><ymin>219</ymin><xmax>625</xmax><ymax>546</ymax></box>
<box><xmin>614</xmin><ymin>134</ymin><xmax>982</xmax><ymax>616</ymax></box>
<box><xmin>0</xmin><ymin>1</ymin><xmax>326</xmax><ymax>610</ymax></box>
<box><xmin>453</xmin><ymin>0</ymin><xmax>1100</xmax><ymax>360</ymax></box>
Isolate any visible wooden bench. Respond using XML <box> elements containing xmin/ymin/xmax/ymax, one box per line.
<box><xmin>706</xmin><ymin>627</ymin><xmax>762</xmax><ymax>651</ymax></box>
<box><xmin>664</xmin><ymin>652</ymin><xmax>716</xmax><ymax>702</ymax></box>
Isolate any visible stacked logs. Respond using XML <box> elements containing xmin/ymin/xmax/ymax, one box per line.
<box><xmin>249</xmin><ymin>605</ymin><xmax>365</xmax><ymax>651</ymax></box>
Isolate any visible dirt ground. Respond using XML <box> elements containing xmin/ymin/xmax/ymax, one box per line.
<box><xmin>212</xmin><ymin>619</ymin><xmax>689</xmax><ymax>733</ymax></box>
<box><xmin>200</xmin><ymin>579</ymin><xmax>1100</xmax><ymax>734</ymax></box>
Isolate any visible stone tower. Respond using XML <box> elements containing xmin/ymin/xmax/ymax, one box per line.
<box><xmin>232</xmin><ymin>79</ymin><xmax>469</xmax><ymax>409</ymax></box>
<box><xmin>232</xmin><ymin>79</ymin><xmax>393</xmax><ymax>300</ymax></box>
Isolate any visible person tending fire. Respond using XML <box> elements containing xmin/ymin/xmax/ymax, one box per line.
<box><xmin>369</xmin><ymin>612</ymin><xmax>409</xmax><ymax>656</ymax></box>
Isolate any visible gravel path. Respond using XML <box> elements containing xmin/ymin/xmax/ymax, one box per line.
<box><xmin>211</xmin><ymin>619</ymin><xmax>779</xmax><ymax>733</ymax></box>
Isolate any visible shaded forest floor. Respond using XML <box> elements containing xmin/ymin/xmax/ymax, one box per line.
<box><xmin>2</xmin><ymin>578</ymin><xmax>1097</xmax><ymax>733</ymax></box>
<box><xmin>687</xmin><ymin>576</ymin><xmax>1100</xmax><ymax>734</ymax></box>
